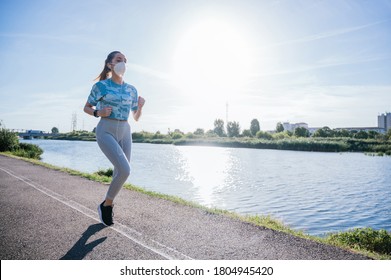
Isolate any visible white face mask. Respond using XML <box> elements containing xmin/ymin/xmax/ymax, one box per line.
<box><xmin>113</xmin><ymin>62</ymin><xmax>126</xmax><ymax>76</ymax></box>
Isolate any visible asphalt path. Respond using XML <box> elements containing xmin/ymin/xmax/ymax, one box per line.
<box><xmin>0</xmin><ymin>155</ymin><xmax>369</xmax><ymax>260</ymax></box>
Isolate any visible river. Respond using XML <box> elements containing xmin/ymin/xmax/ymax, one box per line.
<box><xmin>22</xmin><ymin>139</ymin><xmax>391</xmax><ymax>236</ymax></box>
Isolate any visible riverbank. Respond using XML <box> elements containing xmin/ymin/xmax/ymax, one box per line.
<box><xmin>1</xmin><ymin>152</ymin><xmax>390</xmax><ymax>259</ymax></box>
<box><xmin>46</xmin><ymin>132</ymin><xmax>391</xmax><ymax>154</ymax></box>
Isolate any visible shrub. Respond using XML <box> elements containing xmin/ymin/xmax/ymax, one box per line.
<box><xmin>241</xmin><ymin>129</ymin><xmax>252</xmax><ymax>137</ymax></box>
<box><xmin>272</xmin><ymin>131</ymin><xmax>291</xmax><ymax>140</ymax></box>
<box><xmin>0</xmin><ymin>126</ymin><xmax>19</xmax><ymax>152</ymax></box>
<box><xmin>327</xmin><ymin>228</ymin><xmax>391</xmax><ymax>255</ymax></box>
<box><xmin>132</xmin><ymin>131</ymin><xmax>155</xmax><ymax>140</ymax></box>
<box><xmin>256</xmin><ymin>131</ymin><xmax>273</xmax><ymax>140</ymax></box>
<box><xmin>13</xmin><ymin>143</ymin><xmax>43</xmax><ymax>159</ymax></box>
<box><xmin>185</xmin><ymin>133</ymin><xmax>196</xmax><ymax>139</ymax></box>
<box><xmin>171</xmin><ymin>132</ymin><xmax>183</xmax><ymax>139</ymax></box>
<box><xmin>152</xmin><ymin>131</ymin><xmax>165</xmax><ymax>139</ymax></box>
<box><xmin>95</xmin><ymin>168</ymin><xmax>113</xmax><ymax>177</ymax></box>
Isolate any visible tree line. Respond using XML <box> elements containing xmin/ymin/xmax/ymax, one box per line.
<box><xmin>167</xmin><ymin>118</ymin><xmax>391</xmax><ymax>141</ymax></box>
<box><xmin>47</xmin><ymin>118</ymin><xmax>391</xmax><ymax>142</ymax></box>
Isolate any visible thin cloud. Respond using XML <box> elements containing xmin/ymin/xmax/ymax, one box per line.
<box><xmin>0</xmin><ymin>32</ymin><xmax>105</xmax><ymax>48</ymax></box>
<box><xmin>265</xmin><ymin>18</ymin><xmax>391</xmax><ymax>48</ymax></box>
<box><xmin>251</xmin><ymin>53</ymin><xmax>391</xmax><ymax>78</ymax></box>
<box><xmin>128</xmin><ymin>63</ymin><xmax>171</xmax><ymax>81</ymax></box>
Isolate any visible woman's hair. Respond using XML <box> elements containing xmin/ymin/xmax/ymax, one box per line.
<box><xmin>95</xmin><ymin>51</ymin><xmax>121</xmax><ymax>81</ymax></box>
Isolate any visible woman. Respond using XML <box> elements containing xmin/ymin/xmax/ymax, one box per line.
<box><xmin>84</xmin><ymin>51</ymin><xmax>145</xmax><ymax>226</ymax></box>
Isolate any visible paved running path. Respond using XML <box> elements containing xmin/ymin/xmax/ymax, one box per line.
<box><xmin>0</xmin><ymin>155</ymin><xmax>369</xmax><ymax>260</ymax></box>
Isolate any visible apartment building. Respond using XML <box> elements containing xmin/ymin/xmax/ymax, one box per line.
<box><xmin>282</xmin><ymin>122</ymin><xmax>308</xmax><ymax>132</ymax></box>
<box><xmin>378</xmin><ymin>112</ymin><xmax>391</xmax><ymax>132</ymax></box>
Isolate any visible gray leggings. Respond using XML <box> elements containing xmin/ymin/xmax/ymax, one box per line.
<box><xmin>96</xmin><ymin>118</ymin><xmax>132</xmax><ymax>201</ymax></box>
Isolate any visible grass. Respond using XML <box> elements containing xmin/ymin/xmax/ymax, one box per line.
<box><xmin>94</xmin><ymin>168</ymin><xmax>113</xmax><ymax>177</ymax></box>
<box><xmin>326</xmin><ymin>228</ymin><xmax>391</xmax><ymax>259</ymax></box>
<box><xmin>1</xmin><ymin>152</ymin><xmax>390</xmax><ymax>260</ymax></box>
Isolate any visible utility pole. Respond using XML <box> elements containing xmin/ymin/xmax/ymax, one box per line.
<box><xmin>226</xmin><ymin>102</ymin><xmax>229</xmax><ymax>125</ymax></box>
<box><xmin>71</xmin><ymin>112</ymin><xmax>77</xmax><ymax>132</ymax></box>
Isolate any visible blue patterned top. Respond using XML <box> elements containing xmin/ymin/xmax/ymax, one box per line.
<box><xmin>87</xmin><ymin>79</ymin><xmax>138</xmax><ymax>120</ymax></box>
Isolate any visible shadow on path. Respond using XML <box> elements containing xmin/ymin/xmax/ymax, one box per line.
<box><xmin>60</xmin><ymin>223</ymin><xmax>107</xmax><ymax>260</ymax></box>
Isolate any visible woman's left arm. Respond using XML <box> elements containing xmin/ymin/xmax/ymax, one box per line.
<box><xmin>133</xmin><ymin>96</ymin><xmax>145</xmax><ymax>122</ymax></box>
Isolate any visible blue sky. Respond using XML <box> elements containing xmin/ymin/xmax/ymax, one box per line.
<box><xmin>1</xmin><ymin>0</ymin><xmax>390</xmax><ymax>133</ymax></box>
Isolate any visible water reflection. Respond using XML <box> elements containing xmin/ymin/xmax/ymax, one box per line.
<box><xmin>176</xmin><ymin>146</ymin><xmax>233</xmax><ymax>207</ymax></box>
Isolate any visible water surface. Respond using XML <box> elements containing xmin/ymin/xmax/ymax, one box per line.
<box><xmin>24</xmin><ymin>139</ymin><xmax>391</xmax><ymax>236</ymax></box>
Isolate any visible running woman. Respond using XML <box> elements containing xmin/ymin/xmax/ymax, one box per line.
<box><xmin>84</xmin><ymin>51</ymin><xmax>145</xmax><ymax>226</ymax></box>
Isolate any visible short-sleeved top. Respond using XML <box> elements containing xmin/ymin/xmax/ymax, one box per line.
<box><xmin>87</xmin><ymin>79</ymin><xmax>138</xmax><ymax>121</ymax></box>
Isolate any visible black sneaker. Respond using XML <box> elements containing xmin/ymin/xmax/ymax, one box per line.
<box><xmin>98</xmin><ymin>201</ymin><xmax>114</xmax><ymax>226</ymax></box>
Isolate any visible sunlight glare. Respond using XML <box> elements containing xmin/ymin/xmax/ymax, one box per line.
<box><xmin>176</xmin><ymin>146</ymin><xmax>232</xmax><ymax>207</ymax></box>
<box><xmin>172</xmin><ymin>18</ymin><xmax>253</xmax><ymax>101</ymax></box>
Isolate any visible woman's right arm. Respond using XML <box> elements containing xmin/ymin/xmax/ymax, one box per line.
<box><xmin>84</xmin><ymin>102</ymin><xmax>96</xmax><ymax>116</ymax></box>
<box><xmin>83</xmin><ymin>102</ymin><xmax>112</xmax><ymax>117</ymax></box>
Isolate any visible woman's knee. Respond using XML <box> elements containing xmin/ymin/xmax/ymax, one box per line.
<box><xmin>119</xmin><ymin>163</ymin><xmax>131</xmax><ymax>178</ymax></box>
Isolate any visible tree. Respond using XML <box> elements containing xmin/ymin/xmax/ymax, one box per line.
<box><xmin>335</xmin><ymin>129</ymin><xmax>351</xmax><ymax>138</ymax></box>
<box><xmin>273</xmin><ymin>131</ymin><xmax>291</xmax><ymax>139</ymax></box>
<box><xmin>227</xmin><ymin>121</ymin><xmax>240</xmax><ymax>137</ymax></box>
<box><xmin>206</xmin><ymin>129</ymin><xmax>217</xmax><ymax>137</ymax></box>
<box><xmin>213</xmin><ymin>119</ymin><xmax>226</xmax><ymax>137</ymax></box>
<box><xmin>250</xmin><ymin>119</ymin><xmax>260</xmax><ymax>136</ymax></box>
<box><xmin>313</xmin><ymin>126</ymin><xmax>334</xmax><ymax>138</ymax></box>
<box><xmin>276</xmin><ymin>122</ymin><xmax>284</xmax><ymax>133</ymax></box>
<box><xmin>171</xmin><ymin>133</ymin><xmax>183</xmax><ymax>139</ymax></box>
<box><xmin>354</xmin><ymin>130</ymin><xmax>369</xmax><ymax>139</ymax></box>
<box><xmin>294</xmin><ymin>127</ymin><xmax>310</xmax><ymax>137</ymax></box>
<box><xmin>0</xmin><ymin>122</ymin><xmax>19</xmax><ymax>152</ymax></box>
<box><xmin>153</xmin><ymin>131</ymin><xmax>164</xmax><ymax>139</ymax></box>
<box><xmin>242</xmin><ymin>129</ymin><xmax>252</xmax><ymax>137</ymax></box>
<box><xmin>386</xmin><ymin>129</ymin><xmax>391</xmax><ymax>140</ymax></box>
<box><xmin>256</xmin><ymin>130</ymin><xmax>273</xmax><ymax>140</ymax></box>
<box><xmin>194</xmin><ymin>128</ymin><xmax>205</xmax><ymax>136</ymax></box>
<box><xmin>170</xmin><ymin>129</ymin><xmax>184</xmax><ymax>140</ymax></box>
<box><xmin>173</xmin><ymin>129</ymin><xmax>184</xmax><ymax>135</ymax></box>
<box><xmin>51</xmin><ymin>127</ymin><xmax>59</xmax><ymax>134</ymax></box>
<box><xmin>368</xmin><ymin>130</ymin><xmax>379</xmax><ymax>139</ymax></box>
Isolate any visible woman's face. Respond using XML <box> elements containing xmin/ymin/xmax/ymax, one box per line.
<box><xmin>109</xmin><ymin>52</ymin><xmax>127</xmax><ymax>67</ymax></box>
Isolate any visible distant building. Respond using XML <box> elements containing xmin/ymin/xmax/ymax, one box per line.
<box><xmin>334</xmin><ymin>127</ymin><xmax>385</xmax><ymax>134</ymax></box>
<box><xmin>332</xmin><ymin>112</ymin><xmax>390</xmax><ymax>134</ymax></box>
<box><xmin>282</xmin><ymin>122</ymin><xmax>308</xmax><ymax>132</ymax></box>
<box><xmin>378</xmin><ymin>112</ymin><xmax>391</xmax><ymax>132</ymax></box>
<box><xmin>279</xmin><ymin>112</ymin><xmax>391</xmax><ymax>135</ymax></box>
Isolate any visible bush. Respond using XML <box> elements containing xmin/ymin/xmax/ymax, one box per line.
<box><xmin>327</xmin><ymin>228</ymin><xmax>391</xmax><ymax>255</ymax></box>
<box><xmin>132</xmin><ymin>131</ymin><xmax>155</xmax><ymax>140</ymax></box>
<box><xmin>95</xmin><ymin>168</ymin><xmax>113</xmax><ymax>177</ymax></box>
<box><xmin>0</xmin><ymin>126</ymin><xmax>19</xmax><ymax>152</ymax></box>
<box><xmin>185</xmin><ymin>132</ymin><xmax>196</xmax><ymax>139</ymax></box>
<box><xmin>152</xmin><ymin>131</ymin><xmax>165</xmax><ymax>139</ymax></box>
<box><xmin>256</xmin><ymin>131</ymin><xmax>273</xmax><ymax>140</ymax></box>
<box><xmin>241</xmin><ymin>129</ymin><xmax>252</xmax><ymax>137</ymax></box>
<box><xmin>272</xmin><ymin>131</ymin><xmax>291</xmax><ymax>140</ymax></box>
<box><xmin>171</xmin><ymin>132</ymin><xmax>183</xmax><ymax>140</ymax></box>
<box><xmin>13</xmin><ymin>143</ymin><xmax>43</xmax><ymax>159</ymax></box>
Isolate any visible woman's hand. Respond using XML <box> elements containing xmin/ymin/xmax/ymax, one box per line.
<box><xmin>99</xmin><ymin>107</ymin><xmax>112</xmax><ymax>117</ymax></box>
<box><xmin>133</xmin><ymin>97</ymin><xmax>145</xmax><ymax>122</ymax></box>
<box><xmin>138</xmin><ymin>96</ymin><xmax>145</xmax><ymax>108</ymax></box>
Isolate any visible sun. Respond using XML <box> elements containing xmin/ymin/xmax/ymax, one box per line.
<box><xmin>171</xmin><ymin>18</ymin><xmax>253</xmax><ymax>102</ymax></box>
